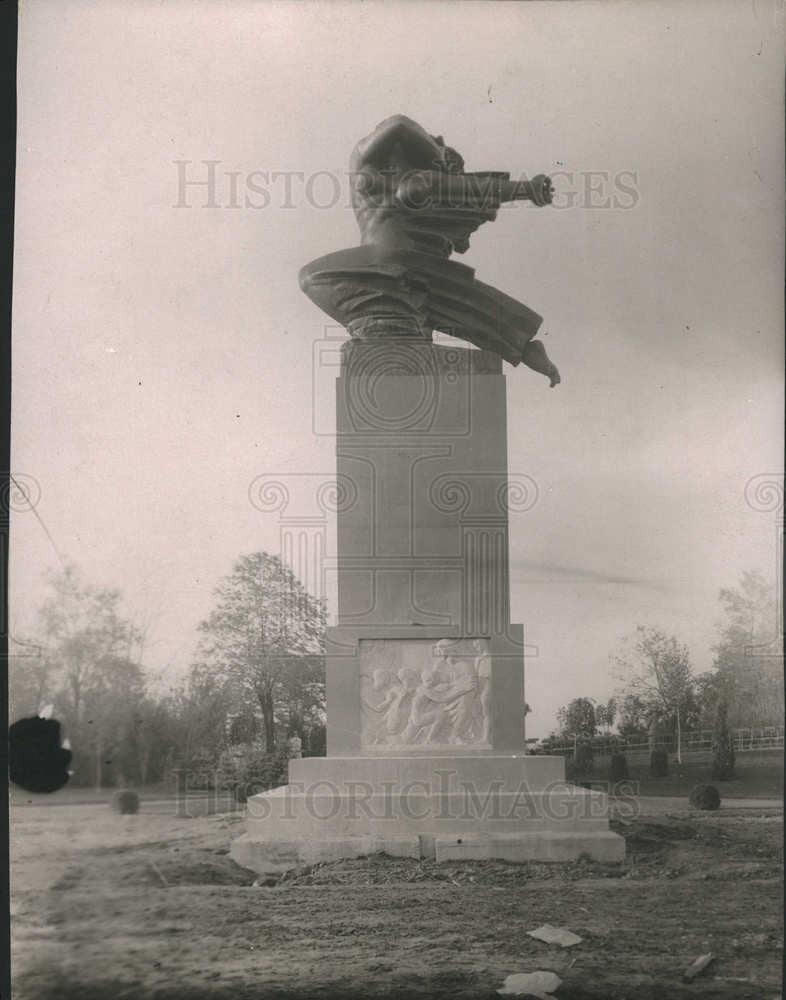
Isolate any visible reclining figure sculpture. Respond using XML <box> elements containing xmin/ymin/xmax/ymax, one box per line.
<box><xmin>300</xmin><ymin>114</ymin><xmax>560</xmax><ymax>385</ymax></box>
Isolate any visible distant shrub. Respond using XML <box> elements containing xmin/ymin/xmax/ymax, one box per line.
<box><xmin>530</xmin><ymin>734</ymin><xmax>573</xmax><ymax>758</ymax></box>
<box><xmin>609</xmin><ymin>752</ymin><xmax>629</xmax><ymax>782</ymax></box>
<box><xmin>111</xmin><ymin>789</ymin><xmax>139</xmax><ymax>814</ymax></box>
<box><xmin>689</xmin><ymin>784</ymin><xmax>720</xmax><ymax>810</ymax></box>
<box><xmin>181</xmin><ymin>747</ymin><xmax>222</xmax><ymax>790</ymax></box>
<box><xmin>711</xmin><ymin>701</ymin><xmax>736</xmax><ymax>780</ymax></box>
<box><xmin>307</xmin><ymin>723</ymin><xmax>326</xmax><ymax>758</ymax></box>
<box><xmin>217</xmin><ymin>743</ymin><xmax>290</xmax><ymax>803</ymax></box>
<box><xmin>570</xmin><ymin>741</ymin><xmax>594</xmax><ymax>779</ymax></box>
<box><xmin>233</xmin><ymin>782</ymin><xmax>252</xmax><ymax>805</ymax></box>
<box><xmin>650</xmin><ymin>749</ymin><xmax>669</xmax><ymax>777</ymax></box>
<box><xmin>533</xmin><ymin>733</ymin><xmax>627</xmax><ymax>757</ymax></box>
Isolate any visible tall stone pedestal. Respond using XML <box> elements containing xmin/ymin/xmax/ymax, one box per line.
<box><xmin>231</xmin><ymin>342</ymin><xmax>624</xmax><ymax>872</ymax></box>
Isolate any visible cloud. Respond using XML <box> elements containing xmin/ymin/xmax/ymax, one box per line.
<box><xmin>510</xmin><ymin>559</ymin><xmax>672</xmax><ymax>590</ymax></box>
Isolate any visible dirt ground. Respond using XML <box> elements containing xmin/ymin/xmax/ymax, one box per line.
<box><xmin>10</xmin><ymin>797</ymin><xmax>783</xmax><ymax>1000</ymax></box>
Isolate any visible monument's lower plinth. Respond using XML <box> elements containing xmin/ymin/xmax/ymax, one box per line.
<box><xmin>230</xmin><ymin>754</ymin><xmax>625</xmax><ymax>874</ymax></box>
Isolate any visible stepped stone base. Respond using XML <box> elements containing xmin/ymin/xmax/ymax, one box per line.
<box><xmin>230</xmin><ymin>755</ymin><xmax>625</xmax><ymax>875</ymax></box>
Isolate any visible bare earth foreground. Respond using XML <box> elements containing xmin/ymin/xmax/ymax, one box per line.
<box><xmin>10</xmin><ymin>795</ymin><xmax>783</xmax><ymax>1000</ymax></box>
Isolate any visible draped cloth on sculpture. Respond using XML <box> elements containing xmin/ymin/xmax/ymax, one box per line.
<box><xmin>299</xmin><ymin>245</ymin><xmax>543</xmax><ymax>367</ymax></box>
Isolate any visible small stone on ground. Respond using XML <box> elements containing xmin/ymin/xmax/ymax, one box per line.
<box><xmin>527</xmin><ymin>923</ymin><xmax>583</xmax><ymax>948</ymax></box>
<box><xmin>497</xmin><ymin>970</ymin><xmax>562</xmax><ymax>997</ymax></box>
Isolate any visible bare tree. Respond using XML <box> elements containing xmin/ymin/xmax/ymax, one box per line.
<box><xmin>27</xmin><ymin>564</ymin><xmax>149</xmax><ymax>787</ymax></box>
<box><xmin>556</xmin><ymin>697</ymin><xmax>597</xmax><ymax>739</ymax></box>
<box><xmin>197</xmin><ymin>552</ymin><xmax>326</xmax><ymax>753</ymax></box>
<box><xmin>39</xmin><ymin>563</ymin><xmax>141</xmax><ymax>731</ymax></box>
<box><xmin>708</xmin><ymin>570</ymin><xmax>783</xmax><ymax>728</ymax></box>
<box><xmin>613</xmin><ymin>626</ymin><xmax>694</xmax><ymax>764</ymax></box>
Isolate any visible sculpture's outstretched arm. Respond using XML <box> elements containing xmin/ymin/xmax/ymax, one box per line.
<box><xmin>350</xmin><ymin>114</ymin><xmax>445</xmax><ymax>172</ymax></box>
<box><xmin>520</xmin><ymin>339</ymin><xmax>561</xmax><ymax>387</ymax></box>
<box><xmin>396</xmin><ymin>171</ymin><xmax>553</xmax><ymax>209</ymax></box>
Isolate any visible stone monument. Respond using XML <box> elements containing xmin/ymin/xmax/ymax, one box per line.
<box><xmin>231</xmin><ymin>116</ymin><xmax>624</xmax><ymax>872</ymax></box>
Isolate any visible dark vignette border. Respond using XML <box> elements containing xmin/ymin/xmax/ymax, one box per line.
<box><xmin>1</xmin><ymin>1</ymin><xmax>18</xmax><ymax>998</ymax></box>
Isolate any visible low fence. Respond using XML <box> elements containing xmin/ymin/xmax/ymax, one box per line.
<box><xmin>539</xmin><ymin>726</ymin><xmax>784</xmax><ymax>759</ymax></box>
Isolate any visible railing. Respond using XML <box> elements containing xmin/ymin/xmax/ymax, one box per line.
<box><xmin>536</xmin><ymin>726</ymin><xmax>784</xmax><ymax>757</ymax></box>
<box><xmin>732</xmin><ymin>726</ymin><xmax>785</xmax><ymax>751</ymax></box>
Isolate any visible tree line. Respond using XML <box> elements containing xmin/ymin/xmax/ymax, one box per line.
<box><xmin>9</xmin><ymin>557</ymin><xmax>780</xmax><ymax>790</ymax></box>
<box><xmin>9</xmin><ymin>553</ymin><xmax>326</xmax><ymax>789</ymax></box>
<box><xmin>541</xmin><ymin>570</ymin><xmax>783</xmax><ymax>760</ymax></box>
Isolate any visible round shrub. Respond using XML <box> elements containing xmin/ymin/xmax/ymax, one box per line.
<box><xmin>609</xmin><ymin>752</ymin><xmax>629</xmax><ymax>782</ymax></box>
<box><xmin>111</xmin><ymin>789</ymin><xmax>139</xmax><ymax>815</ymax></box>
<box><xmin>650</xmin><ymin>748</ymin><xmax>669</xmax><ymax>777</ymax></box>
<box><xmin>689</xmin><ymin>784</ymin><xmax>721</xmax><ymax>810</ymax></box>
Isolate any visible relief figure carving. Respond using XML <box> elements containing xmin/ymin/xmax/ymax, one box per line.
<box><xmin>359</xmin><ymin>637</ymin><xmax>491</xmax><ymax>749</ymax></box>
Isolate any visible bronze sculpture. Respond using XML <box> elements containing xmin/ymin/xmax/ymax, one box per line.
<box><xmin>300</xmin><ymin>115</ymin><xmax>560</xmax><ymax>385</ymax></box>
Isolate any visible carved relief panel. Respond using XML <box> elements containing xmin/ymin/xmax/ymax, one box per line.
<box><xmin>359</xmin><ymin>637</ymin><xmax>491</xmax><ymax>750</ymax></box>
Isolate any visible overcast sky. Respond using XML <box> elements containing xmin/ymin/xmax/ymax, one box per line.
<box><xmin>12</xmin><ymin>0</ymin><xmax>784</xmax><ymax>737</ymax></box>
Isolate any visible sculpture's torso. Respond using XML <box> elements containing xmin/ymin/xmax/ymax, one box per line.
<box><xmin>350</xmin><ymin>141</ymin><xmax>497</xmax><ymax>259</ymax></box>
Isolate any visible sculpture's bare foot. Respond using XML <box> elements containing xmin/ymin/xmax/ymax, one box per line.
<box><xmin>521</xmin><ymin>339</ymin><xmax>560</xmax><ymax>387</ymax></box>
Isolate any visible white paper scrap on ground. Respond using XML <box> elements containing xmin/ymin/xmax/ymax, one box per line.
<box><xmin>682</xmin><ymin>952</ymin><xmax>714</xmax><ymax>981</ymax></box>
<box><xmin>527</xmin><ymin>924</ymin><xmax>583</xmax><ymax>948</ymax></box>
<box><xmin>497</xmin><ymin>970</ymin><xmax>563</xmax><ymax>997</ymax></box>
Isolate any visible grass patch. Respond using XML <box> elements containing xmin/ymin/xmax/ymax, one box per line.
<box><xmin>607</xmin><ymin>749</ymin><xmax>783</xmax><ymax>797</ymax></box>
